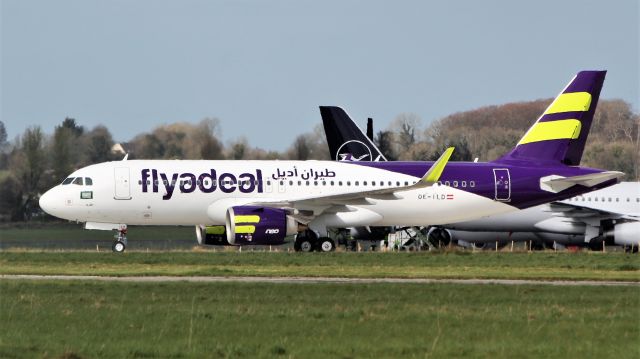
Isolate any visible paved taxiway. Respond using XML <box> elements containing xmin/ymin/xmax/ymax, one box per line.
<box><xmin>1</xmin><ymin>274</ymin><xmax>638</xmax><ymax>287</ymax></box>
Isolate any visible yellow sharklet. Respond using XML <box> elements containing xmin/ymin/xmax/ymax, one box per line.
<box><xmin>234</xmin><ymin>215</ymin><xmax>260</xmax><ymax>223</ymax></box>
<box><xmin>545</xmin><ymin>92</ymin><xmax>592</xmax><ymax>114</ymax></box>
<box><xmin>422</xmin><ymin>147</ymin><xmax>454</xmax><ymax>185</ymax></box>
<box><xmin>519</xmin><ymin>119</ymin><xmax>582</xmax><ymax>145</ymax></box>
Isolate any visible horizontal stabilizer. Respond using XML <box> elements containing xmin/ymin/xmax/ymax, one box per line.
<box><xmin>540</xmin><ymin>171</ymin><xmax>624</xmax><ymax>193</ymax></box>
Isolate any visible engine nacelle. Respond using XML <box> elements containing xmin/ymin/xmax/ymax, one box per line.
<box><xmin>606</xmin><ymin>222</ymin><xmax>640</xmax><ymax>246</ymax></box>
<box><xmin>196</xmin><ymin>225</ymin><xmax>231</xmax><ymax>246</ymax></box>
<box><xmin>225</xmin><ymin>206</ymin><xmax>298</xmax><ymax>245</ymax></box>
<box><xmin>349</xmin><ymin>226</ymin><xmax>393</xmax><ymax>241</ymax></box>
<box><xmin>426</xmin><ymin>227</ymin><xmax>452</xmax><ymax>246</ymax></box>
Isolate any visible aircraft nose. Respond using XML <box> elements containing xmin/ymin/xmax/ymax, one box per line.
<box><xmin>39</xmin><ymin>189</ymin><xmax>57</xmax><ymax>216</ymax></box>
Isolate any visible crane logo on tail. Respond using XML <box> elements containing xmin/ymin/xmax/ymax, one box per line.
<box><xmin>336</xmin><ymin>140</ymin><xmax>373</xmax><ymax>162</ymax></box>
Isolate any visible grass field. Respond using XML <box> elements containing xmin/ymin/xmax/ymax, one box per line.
<box><xmin>1</xmin><ymin>251</ymin><xmax>638</xmax><ymax>281</ymax></box>
<box><xmin>0</xmin><ymin>223</ymin><xmax>197</xmax><ymax>251</ymax></box>
<box><xmin>1</xmin><ymin>279</ymin><xmax>638</xmax><ymax>359</ymax></box>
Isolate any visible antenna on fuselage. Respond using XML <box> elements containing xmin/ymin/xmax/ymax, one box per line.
<box><xmin>122</xmin><ymin>153</ymin><xmax>129</xmax><ymax>161</ymax></box>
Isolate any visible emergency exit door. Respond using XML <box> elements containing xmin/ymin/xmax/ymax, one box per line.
<box><xmin>493</xmin><ymin>168</ymin><xmax>511</xmax><ymax>201</ymax></box>
<box><xmin>114</xmin><ymin>167</ymin><xmax>132</xmax><ymax>200</ymax></box>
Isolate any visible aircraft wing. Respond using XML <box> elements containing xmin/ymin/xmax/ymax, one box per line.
<box><xmin>243</xmin><ymin>147</ymin><xmax>454</xmax><ymax>217</ymax></box>
<box><xmin>546</xmin><ymin>201</ymin><xmax>639</xmax><ymax>222</ymax></box>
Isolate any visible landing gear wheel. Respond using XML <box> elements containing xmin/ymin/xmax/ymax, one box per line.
<box><xmin>294</xmin><ymin>230</ymin><xmax>318</xmax><ymax>252</ymax></box>
<box><xmin>112</xmin><ymin>240</ymin><xmax>126</xmax><ymax>253</ymax></box>
<box><xmin>317</xmin><ymin>237</ymin><xmax>335</xmax><ymax>252</ymax></box>
<box><xmin>112</xmin><ymin>226</ymin><xmax>128</xmax><ymax>253</ymax></box>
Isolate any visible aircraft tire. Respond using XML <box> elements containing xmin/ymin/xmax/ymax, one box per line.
<box><xmin>294</xmin><ymin>234</ymin><xmax>315</xmax><ymax>253</ymax></box>
<box><xmin>317</xmin><ymin>237</ymin><xmax>335</xmax><ymax>252</ymax></box>
<box><xmin>112</xmin><ymin>240</ymin><xmax>126</xmax><ymax>253</ymax></box>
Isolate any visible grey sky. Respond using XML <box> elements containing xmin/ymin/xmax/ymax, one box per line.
<box><xmin>1</xmin><ymin>0</ymin><xmax>638</xmax><ymax>151</ymax></box>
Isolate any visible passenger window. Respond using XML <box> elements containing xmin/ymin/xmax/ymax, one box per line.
<box><xmin>62</xmin><ymin>177</ymin><xmax>74</xmax><ymax>185</ymax></box>
<box><xmin>72</xmin><ymin>177</ymin><xmax>83</xmax><ymax>185</ymax></box>
<box><xmin>85</xmin><ymin>177</ymin><xmax>93</xmax><ymax>186</ymax></box>
<box><xmin>330</xmin><ymin>181</ymin><xmax>334</xmax><ymax>186</ymax></box>
<box><xmin>355</xmin><ymin>181</ymin><xmax>359</xmax><ymax>186</ymax></box>
<box><xmin>470</xmin><ymin>181</ymin><xmax>475</xmax><ymax>187</ymax></box>
<box><xmin>462</xmin><ymin>181</ymin><xmax>467</xmax><ymax>187</ymax></box>
<box><xmin>314</xmin><ymin>181</ymin><xmax>318</xmax><ymax>186</ymax></box>
<box><xmin>363</xmin><ymin>181</ymin><xmax>368</xmax><ymax>186</ymax></box>
<box><xmin>404</xmin><ymin>181</ymin><xmax>408</xmax><ymax>186</ymax></box>
<box><xmin>347</xmin><ymin>181</ymin><xmax>351</xmax><ymax>186</ymax></box>
<box><xmin>371</xmin><ymin>181</ymin><xmax>376</xmax><ymax>186</ymax></box>
<box><xmin>453</xmin><ymin>181</ymin><xmax>458</xmax><ymax>187</ymax></box>
<box><xmin>445</xmin><ymin>181</ymin><xmax>450</xmax><ymax>186</ymax></box>
<box><xmin>339</xmin><ymin>181</ymin><xmax>343</xmax><ymax>186</ymax></box>
<box><xmin>322</xmin><ymin>181</ymin><xmax>326</xmax><ymax>186</ymax></box>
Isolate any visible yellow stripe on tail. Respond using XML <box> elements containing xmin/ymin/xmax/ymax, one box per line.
<box><xmin>545</xmin><ymin>92</ymin><xmax>592</xmax><ymax>114</ymax></box>
<box><xmin>518</xmin><ymin>119</ymin><xmax>582</xmax><ymax>145</ymax></box>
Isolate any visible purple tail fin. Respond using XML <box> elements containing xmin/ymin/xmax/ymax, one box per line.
<box><xmin>496</xmin><ymin>70</ymin><xmax>606</xmax><ymax>166</ymax></box>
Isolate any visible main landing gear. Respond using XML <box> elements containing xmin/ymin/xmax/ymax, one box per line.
<box><xmin>112</xmin><ymin>227</ymin><xmax>128</xmax><ymax>253</ymax></box>
<box><xmin>294</xmin><ymin>230</ymin><xmax>335</xmax><ymax>252</ymax></box>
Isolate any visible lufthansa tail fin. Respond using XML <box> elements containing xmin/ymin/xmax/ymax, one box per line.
<box><xmin>496</xmin><ymin>70</ymin><xmax>606</xmax><ymax>166</ymax></box>
<box><xmin>319</xmin><ymin>106</ymin><xmax>387</xmax><ymax>162</ymax></box>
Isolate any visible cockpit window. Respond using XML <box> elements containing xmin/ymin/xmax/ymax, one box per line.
<box><xmin>85</xmin><ymin>177</ymin><xmax>93</xmax><ymax>186</ymax></box>
<box><xmin>72</xmin><ymin>177</ymin><xmax>83</xmax><ymax>185</ymax></box>
<box><xmin>62</xmin><ymin>177</ymin><xmax>74</xmax><ymax>185</ymax></box>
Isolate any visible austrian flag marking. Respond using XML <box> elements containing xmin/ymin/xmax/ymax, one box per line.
<box><xmin>446</xmin><ymin>194</ymin><xmax>454</xmax><ymax>200</ymax></box>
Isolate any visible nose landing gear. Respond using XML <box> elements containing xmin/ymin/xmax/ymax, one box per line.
<box><xmin>112</xmin><ymin>227</ymin><xmax>128</xmax><ymax>253</ymax></box>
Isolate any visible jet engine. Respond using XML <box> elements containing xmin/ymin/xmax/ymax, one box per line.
<box><xmin>605</xmin><ymin>222</ymin><xmax>640</xmax><ymax>246</ymax></box>
<box><xmin>426</xmin><ymin>227</ymin><xmax>452</xmax><ymax>247</ymax></box>
<box><xmin>196</xmin><ymin>225</ymin><xmax>230</xmax><ymax>246</ymax></box>
<box><xmin>225</xmin><ymin>206</ymin><xmax>298</xmax><ymax>245</ymax></box>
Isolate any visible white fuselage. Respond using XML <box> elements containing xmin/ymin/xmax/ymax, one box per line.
<box><xmin>39</xmin><ymin>160</ymin><xmax>516</xmax><ymax>229</ymax></box>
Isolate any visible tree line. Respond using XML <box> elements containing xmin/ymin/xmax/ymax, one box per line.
<box><xmin>0</xmin><ymin>98</ymin><xmax>637</xmax><ymax>221</ymax></box>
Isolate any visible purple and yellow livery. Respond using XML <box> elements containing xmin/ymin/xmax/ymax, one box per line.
<box><xmin>323</xmin><ymin>70</ymin><xmax>620</xmax><ymax>211</ymax></box>
<box><xmin>39</xmin><ymin>71</ymin><xmax>622</xmax><ymax>252</ymax></box>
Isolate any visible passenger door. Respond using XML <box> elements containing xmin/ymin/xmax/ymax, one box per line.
<box><xmin>114</xmin><ymin>167</ymin><xmax>132</xmax><ymax>200</ymax></box>
<box><xmin>493</xmin><ymin>168</ymin><xmax>511</xmax><ymax>201</ymax></box>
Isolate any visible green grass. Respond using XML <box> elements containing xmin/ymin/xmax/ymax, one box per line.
<box><xmin>0</xmin><ymin>280</ymin><xmax>638</xmax><ymax>359</ymax></box>
<box><xmin>0</xmin><ymin>223</ymin><xmax>194</xmax><ymax>242</ymax></box>
<box><xmin>1</xmin><ymin>252</ymin><xmax>638</xmax><ymax>281</ymax></box>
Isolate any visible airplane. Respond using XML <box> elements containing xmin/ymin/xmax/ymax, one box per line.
<box><xmin>39</xmin><ymin>70</ymin><xmax>622</xmax><ymax>253</ymax></box>
<box><xmin>433</xmin><ymin>182</ymin><xmax>639</xmax><ymax>251</ymax></box>
<box><xmin>321</xmin><ymin>80</ymin><xmax>639</xmax><ymax>251</ymax></box>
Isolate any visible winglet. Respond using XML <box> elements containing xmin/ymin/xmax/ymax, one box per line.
<box><xmin>421</xmin><ymin>147</ymin><xmax>454</xmax><ymax>185</ymax></box>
